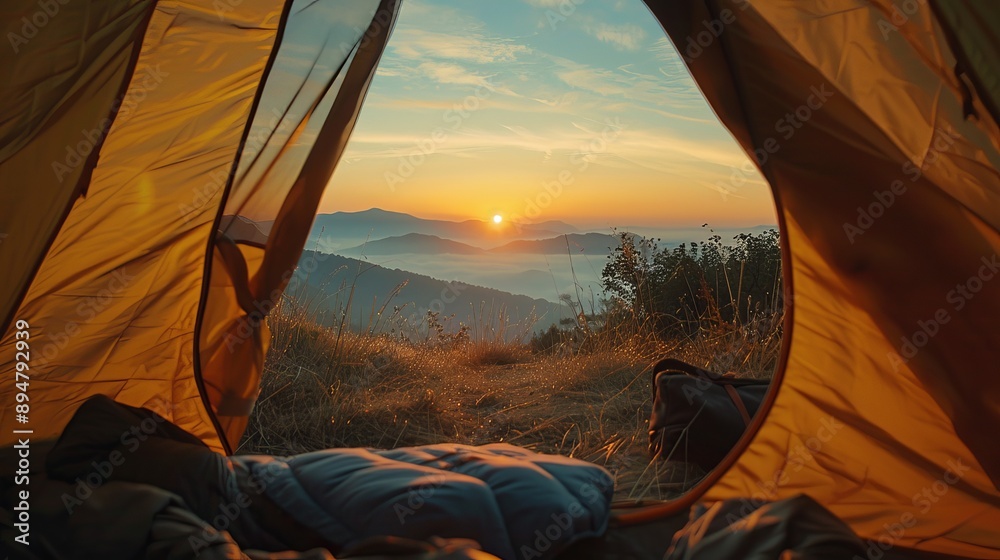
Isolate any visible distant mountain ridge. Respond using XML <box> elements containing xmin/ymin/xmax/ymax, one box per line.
<box><xmin>339</xmin><ymin>231</ymin><xmax>633</xmax><ymax>256</ymax></box>
<box><xmin>341</xmin><ymin>233</ymin><xmax>484</xmax><ymax>256</ymax></box>
<box><xmin>489</xmin><ymin>232</ymin><xmax>634</xmax><ymax>255</ymax></box>
<box><xmin>307</xmin><ymin>208</ymin><xmax>579</xmax><ymax>252</ymax></box>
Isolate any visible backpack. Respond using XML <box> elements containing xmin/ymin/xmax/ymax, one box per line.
<box><xmin>648</xmin><ymin>358</ymin><xmax>770</xmax><ymax>471</ymax></box>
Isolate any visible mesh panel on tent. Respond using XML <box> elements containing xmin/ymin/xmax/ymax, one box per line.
<box><xmin>200</xmin><ymin>0</ymin><xmax>398</xmax><ymax>450</ymax></box>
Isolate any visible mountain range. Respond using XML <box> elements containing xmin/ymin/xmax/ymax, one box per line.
<box><xmin>339</xmin><ymin>231</ymin><xmax>634</xmax><ymax>256</ymax></box>
<box><xmin>307</xmin><ymin>208</ymin><xmax>579</xmax><ymax>252</ymax></box>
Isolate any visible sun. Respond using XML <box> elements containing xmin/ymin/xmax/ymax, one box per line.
<box><xmin>492</xmin><ymin>214</ymin><xmax>503</xmax><ymax>224</ymax></box>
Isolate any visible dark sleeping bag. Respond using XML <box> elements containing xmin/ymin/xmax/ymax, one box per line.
<box><xmin>664</xmin><ymin>494</ymin><xmax>865</xmax><ymax>559</ymax></box>
<box><xmin>44</xmin><ymin>395</ymin><xmax>613</xmax><ymax>560</ymax></box>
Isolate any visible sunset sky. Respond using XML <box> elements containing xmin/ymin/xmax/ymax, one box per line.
<box><xmin>319</xmin><ymin>0</ymin><xmax>776</xmax><ymax>229</ymax></box>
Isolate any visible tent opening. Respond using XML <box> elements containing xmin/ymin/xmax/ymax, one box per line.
<box><xmin>231</xmin><ymin>0</ymin><xmax>784</xmax><ymax>506</ymax></box>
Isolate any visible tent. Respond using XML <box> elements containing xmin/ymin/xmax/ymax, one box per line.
<box><xmin>1</xmin><ymin>0</ymin><xmax>999</xmax><ymax>558</ymax></box>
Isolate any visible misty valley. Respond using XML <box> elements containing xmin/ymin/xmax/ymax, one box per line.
<box><xmin>266</xmin><ymin>208</ymin><xmax>776</xmax><ymax>339</ymax></box>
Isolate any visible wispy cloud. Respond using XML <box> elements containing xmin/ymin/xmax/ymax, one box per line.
<box><xmin>343</xmin><ymin>124</ymin><xmax>607</xmax><ymax>161</ymax></box>
<box><xmin>589</xmin><ymin>23</ymin><xmax>646</xmax><ymax>51</ymax></box>
<box><xmin>548</xmin><ymin>55</ymin><xmax>702</xmax><ymax>114</ymax></box>
<box><xmin>417</xmin><ymin>61</ymin><xmax>492</xmax><ymax>87</ymax></box>
<box><xmin>391</xmin><ymin>28</ymin><xmax>530</xmax><ymax>64</ymax></box>
<box><xmin>649</xmin><ymin>36</ymin><xmax>677</xmax><ymax>63</ymax></box>
<box><xmin>341</xmin><ymin>120</ymin><xmax>761</xmax><ymax>198</ymax></box>
<box><xmin>415</xmin><ymin>61</ymin><xmax>523</xmax><ymax>97</ymax></box>
<box><xmin>344</xmin><ymin>121</ymin><xmax>746</xmax><ymax>168</ymax></box>
<box><xmin>520</xmin><ymin>0</ymin><xmax>565</xmax><ymax>7</ymax></box>
<box><xmin>374</xmin><ymin>7</ymin><xmax>532</xmax><ymax>100</ymax></box>
<box><xmin>649</xmin><ymin>36</ymin><xmax>689</xmax><ymax>77</ymax></box>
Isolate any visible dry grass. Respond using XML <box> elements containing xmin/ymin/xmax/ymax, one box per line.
<box><xmin>238</xmin><ymin>289</ymin><xmax>782</xmax><ymax>503</ymax></box>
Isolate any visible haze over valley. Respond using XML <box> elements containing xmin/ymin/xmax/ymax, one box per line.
<box><xmin>279</xmin><ymin>209</ymin><xmax>775</xmax><ymax>334</ymax></box>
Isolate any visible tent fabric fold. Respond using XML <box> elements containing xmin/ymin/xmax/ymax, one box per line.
<box><xmin>0</xmin><ymin>0</ymin><xmax>155</xmax><ymax>334</ymax></box>
<box><xmin>199</xmin><ymin>0</ymin><xmax>400</xmax><ymax>450</ymax></box>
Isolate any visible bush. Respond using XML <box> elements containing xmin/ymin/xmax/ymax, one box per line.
<box><xmin>601</xmin><ymin>229</ymin><xmax>782</xmax><ymax>337</ymax></box>
<box><xmin>530</xmin><ymin>324</ymin><xmax>571</xmax><ymax>353</ymax></box>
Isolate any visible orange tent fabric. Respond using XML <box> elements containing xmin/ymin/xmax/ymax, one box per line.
<box><xmin>636</xmin><ymin>1</ymin><xmax>1000</xmax><ymax>557</ymax></box>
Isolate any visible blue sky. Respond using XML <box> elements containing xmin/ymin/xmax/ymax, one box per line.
<box><xmin>319</xmin><ymin>0</ymin><xmax>775</xmax><ymax>229</ymax></box>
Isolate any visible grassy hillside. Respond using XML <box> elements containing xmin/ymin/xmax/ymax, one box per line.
<box><xmin>297</xmin><ymin>250</ymin><xmax>570</xmax><ymax>336</ymax></box>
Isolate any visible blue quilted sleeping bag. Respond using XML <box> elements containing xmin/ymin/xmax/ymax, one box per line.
<box><xmin>45</xmin><ymin>395</ymin><xmax>614</xmax><ymax>560</ymax></box>
<box><xmin>235</xmin><ymin>443</ymin><xmax>614</xmax><ymax>559</ymax></box>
